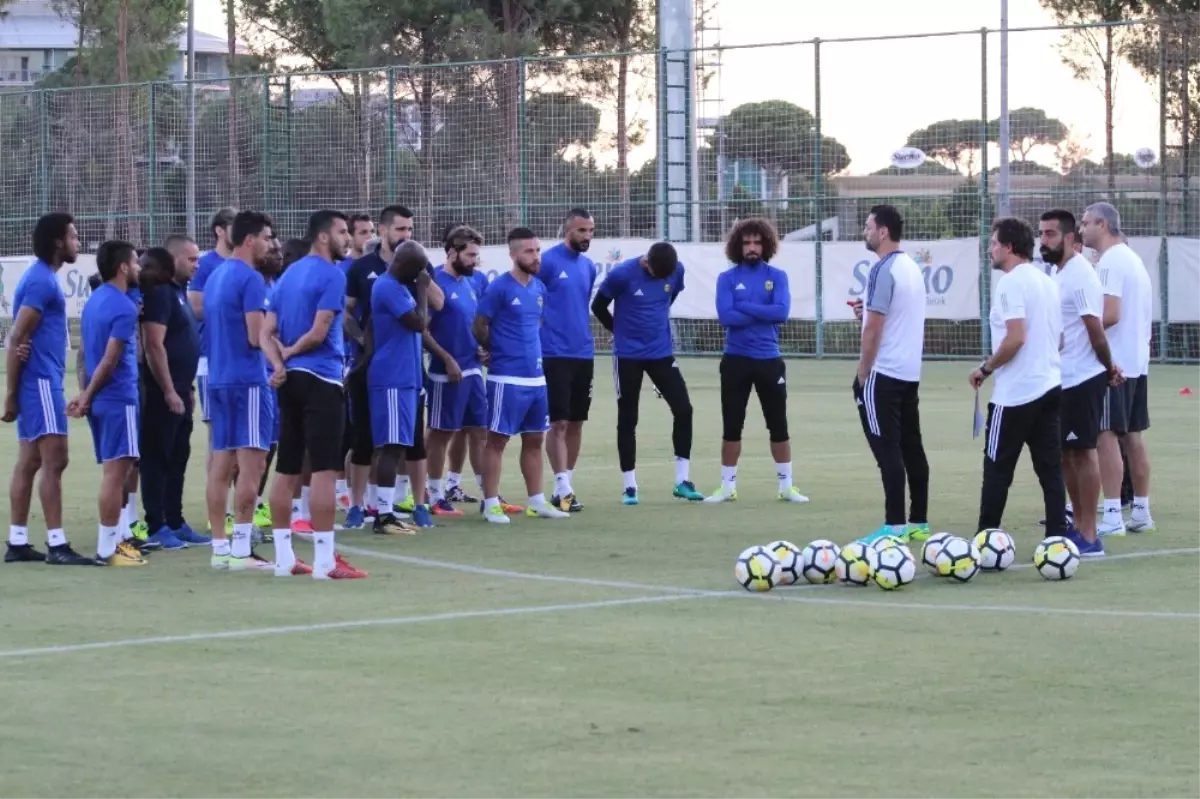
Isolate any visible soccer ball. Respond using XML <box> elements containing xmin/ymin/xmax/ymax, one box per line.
<box><xmin>835</xmin><ymin>542</ymin><xmax>878</xmax><ymax>587</ymax></box>
<box><xmin>973</xmin><ymin>528</ymin><xmax>1016</xmax><ymax>571</ymax></box>
<box><xmin>734</xmin><ymin>545</ymin><xmax>782</xmax><ymax>592</ymax></box>
<box><xmin>766</xmin><ymin>540</ymin><xmax>802</xmax><ymax>586</ymax></box>
<box><xmin>870</xmin><ymin>534</ymin><xmax>906</xmax><ymax>553</ymax></box>
<box><xmin>873</xmin><ymin>545</ymin><xmax>917</xmax><ymax>590</ymax></box>
<box><xmin>921</xmin><ymin>532</ymin><xmax>953</xmax><ymax>573</ymax></box>
<box><xmin>933</xmin><ymin>536</ymin><xmax>981</xmax><ymax>583</ymax></box>
<box><xmin>800</xmin><ymin>539</ymin><xmax>840</xmax><ymax>584</ymax></box>
<box><xmin>1033</xmin><ymin>536</ymin><xmax>1080</xmax><ymax>581</ymax></box>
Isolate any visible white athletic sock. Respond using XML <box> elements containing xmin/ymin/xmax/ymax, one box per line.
<box><xmin>776</xmin><ymin>462</ymin><xmax>793</xmax><ymax>492</ymax></box>
<box><xmin>119</xmin><ymin>516</ymin><xmax>133</xmax><ymax>541</ymax></box>
<box><xmin>1065</xmin><ymin>501</ymin><xmax>1074</xmax><ymax>513</ymax></box>
<box><xmin>225</xmin><ymin>490</ymin><xmax>234</xmax><ymax>516</ymax></box>
<box><xmin>231</xmin><ymin>523</ymin><xmax>252</xmax><ymax>558</ymax></box>
<box><xmin>720</xmin><ymin>465</ymin><xmax>737</xmax><ymax>491</ymax></box>
<box><xmin>366</xmin><ymin>483</ymin><xmax>378</xmax><ymax>509</ymax></box>
<box><xmin>446</xmin><ymin>471</ymin><xmax>462</xmax><ymax>490</ymax></box>
<box><xmin>97</xmin><ymin>524</ymin><xmax>119</xmax><ymax>559</ymax></box>
<box><xmin>484</xmin><ymin>497</ymin><xmax>500</xmax><ymax>512</ymax></box>
<box><xmin>1102</xmin><ymin>498</ymin><xmax>1123</xmax><ymax>523</ymax></box>
<box><xmin>429</xmin><ymin>478</ymin><xmax>444</xmax><ymax>503</ymax></box>
<box><xmin>1132</xmin><ymin>495</ymin><xmax>1151</xmax><ymax>517</ymax></box>
<box><xmin>300</xmin><ymin>486</ymin><xmax>312</xmax><ymax>521</ymax></box>
<box><xmin>554</xmin><ymin>471</ymin><xmax>571</xmax><ymax>496</ymax></box>
<box><xmin>674</xmin><ymin>458</ymin><xmax>689</xmax><ymax>485</ymax></box>
<box><xmin>335</xmin><ymin>479</ymin><xmax>348</xmax><ymax>497</ymax></box>
<box><xmin>290</xmin><ymin>498</ymin><xmax>302</xmax><ymax>525</ymax></box>
<box><xmin>313</xmin><ymin>532</ymin><xmax>335</xmax><ymax>572</ymax></box>
<box><xmin>474</xmin><ymin>473</ymin><xmax>484</xmax><ymax>490</ymax></box>
<box><xmin>528</xmin><ymin>492</ymin><xmax>546</xmax><ymax>507</ymax></box>
<box><xmin>256</xmin><ymin>494</ymin><xmax>265</xmax><ymax>507</ymax></box>
<box><xmin>47</xmin><ymin>528</ymin><xmax>66</xmax><ymax>547</ymax></box>
<box><xmin>273</xmin><ymin>529</ymin><xmax>295</xmax><ymax>567</ymax></box>
<box><xmin>377</xmin><ymin>486</ymin><xmax>395</xmax><ymax>511</ymax></box>
<box><xmin>213</xmin><ymin>538</ymin><xmax>231</xmax><ymax>556</ymax></box>
<box><xmin>8</xmin><ymin>525</ymin><xmax>28</xmax><ymax>546</ymax></box>
<box><xmin>622</xmin><ymin>470</ymin><xmax>637</xmax><ymax>490</ymax></box>
<box><xmin>395</xmin><ymin>475</ymin><xmax>411</xmax><ymax>498</ymax></box>
<box><xmin>126</xmin><ymin>493</ymin><xmax>137</xmax><ymax>522</ymax></box>
<box><xmin>567</xmin><ymin>469</ymin><xmax>575</xmax><ymax>488</ymax></box>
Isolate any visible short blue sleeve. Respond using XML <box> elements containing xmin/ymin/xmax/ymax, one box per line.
<box><xmin>388</xmin><ymin>282</ymin><xmax>417</xmax><ymax>318</ymax></box>
<box><xmin>110</xmin><ymin>303</ymin><xmax>137</xmax><ymax>341</ymax></box>
<box><xmin>600</xmin><ymin>266</ymin><xmax>627</xmax><ymax>299</ymax></box>
<box><xmin>318</xmin><ymin>268</ymin><xmax>346</xmax><ymax>312</ymax></box>
<box><xmin>241</xmin><ymin>270</ymin><xmax>267</xmax><ymax>314</ymax></box>
<box><xmin>675</xmin><ymin>264</ymin><xmax>686</xmax><ymax>294</ymax></box>
<box><xmin>191</xmin><ymin>258</ymin><xmax>215</xmax><ymax>291</ymax></box>
<box><xmin>23</xmin><ymin>273</ymin><xmax>56</xmax><ymax>313</ymax></box>
<box><xmin>476</xmin><ymin>278</ymin><xmax>502</xmax><ymax>320</ymax></box>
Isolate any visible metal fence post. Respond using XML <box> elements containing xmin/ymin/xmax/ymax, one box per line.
<box><xmin>261</xmin><ymin>77</ymin><xmax>270</xmax><ymax>215</ymax></box>
<box><xmin>978</xmin><ymin>28</ymin><xmax>991</xmax><ymax>357</ymax></box>
<box><xmin>813</xmin><ymin>39</ymin><xmax>824</xmax><ymax>358</ymax></box>
<box><xmin>38</xmin><ymin>89</ymin><xmax>48</xmax><ymax>214</ymax></box>
<box><xmin>284</xmin><ymin>74</ymin><xmax>293</xmax><ymax>218</ymax></box>
<box><xmin>147</xmin><ymin>82</ymin><xmax>157</xmax><ymax>243</ymax></box>
<box><xmin>518</xmin><ymin>57</ymin><xmax>528</xmax><ymax>226</ymax></box>
<box><xmin>386</xmin><ymin>67</ymin><xmax>397</xmax><ymax>203</ymax></box>
<box><xmin>1157</xmin><ymin>31</ymin><xmax>1170</xmax><ymax>361</ymax></box>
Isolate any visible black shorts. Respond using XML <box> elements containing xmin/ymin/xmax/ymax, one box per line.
<box><xmin>719</xmin><ymin>355</ymin><xmax>788</xmax><ymax>443</ymax></box>
<box><xmin>276</xmin><ymin>370</ymin><xmax>346</xmax><ymax>474</ymax></box>
<box><xmin>347</xmin><ymin>368</ymin><xmax>373</xmax><ymax>466</ymax></box>
<box><xmin>544</xmin><ymin>357</ymin><xmax>594</xmax><ymax>423</ymax></box>
<box><xmin>1101</xmin><ymin>374</ymin><xmax>1150</xmax><ymax>434</ymax></box>
<box><xmin>406</xmin><ymin>386</ymin><xmax>426</xmax><ymax>462</ymax></box>
<box><xmin>1062</xmin><ymin>371</ymin><xmax>1107</xmax><ymax>450</ymax></box>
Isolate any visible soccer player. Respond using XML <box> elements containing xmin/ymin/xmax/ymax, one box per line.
<box><xmin>69</xmin><ymin>240</ymin><xmax>146</xmax><ymax>566</ymax></box>
<box><xmin>970</xmin><ymin>217</ymin><xmax>1069</xmax><ymax>544</ymax></box>
<box><xmin>1040</xmin><ymin>208</ymin><xmax>1120</xmax><ymax>557</ymax></box>
<box><xmin>590</xmin><ymin>242</ymin><xmax>702</xmax><ymax>504</ymax></box>
<box><xmin>539</xmin><ymin>208</ymin><xmax>599</xmax><ymax>512</ymax></box>
<box><xmin>1080</xmin><ymin>202</ymin><xmax>1155</xmax><ymax>535</ymax></box>
<box><xmin>852</xmin><ymin>204</ymin><xmax>931</xmax><ymax>544</ymax></box>
<box><xmin>473</xmin><ymin>228</ymin><xmax>570</xmax><ymax>524</ymax></box>
<box><xmin>424</xmin><ymin>226</ymin><xmax>488</xmax><ymax>518</ymax></box>
<box><xmin>187</xmin><ymin>207</ymin><xmax>237</xmax><ymax>530</ymax></box>
<box><xmin>140</xmin><ymin>240</ymin><xmax>208</xmax><ymax>550</ymax></box>
<box><xmin>705</xmin><ymin>217</ymin><xmax>807</xmax><ymax>504</ymax></box>
<box><xmin>266</xmin><ymin>211</ymin><xmax>365</xmax><ymax>579</ymax></box>
<box><xmin>203</xmin><ymin>210</ymin><xmax>277</xmax><ymax>571</ymax></box>
<box><xmin>4</xmin><ymin>212</ymin><xmax>93</xmax><ymax>565</ymax></box>
<box><xmin>365</xmin><ymin>240</ymin><xmax>432</xmax><ymax>536</ymax></box>
<box><xmin>336</xmin><ymin>213</ymin><xmax>375</xmax><ymax>509</ymax></box>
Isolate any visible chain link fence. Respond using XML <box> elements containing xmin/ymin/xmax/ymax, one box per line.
<box><xmin>0</xmin><ymin>19</ymin><xmax>1196</xmax><ymax>360</ymax></box>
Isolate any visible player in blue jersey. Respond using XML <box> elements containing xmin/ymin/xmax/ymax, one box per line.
<box><xmin>70</xmin><ymin>240</ymin><xmax>147</xmax><ymax>566</ymax></box>
<box><xmin>334</xmin><ymin>213</ymin><xmax>374</xmax><ymax>510</ymax></box>
<box><xmin>592</xmin><ymin>242</ymin><xmax>704</xmax><ymax>505</ymax></box>
<box><xmin>187</xmin><ymin>207</ymin><xmax>236</xmax><ymax>430</ymax></box>
<box><xmin>4</xmin><ymin>212</ymin><xmax>94</xmax><ymax>565</ymax></box>
<box><xmin>203</xmin><ymin>210</ymin><xmax>279</xmax><ymax>572</ymax></box>
<box><xmin>364</xmin><ymin>240</ymin><xmax>433</xmax><ymax>535</ymax></box>
<box><xmin>538</xmin><ymin>208</ymin><xmax>598</xmax><ymax>513</ymax></box>
<box><xmin>706</xmin><ymin>218</ymin><xmax>808</xmax><ymax>504</ymax></box>
<box><xmin>265</xmin><ymin>210</ymin><xmax>367</xmax><ymax>580</ymax></box>
<box><xmin>473</xmin><ymin>228</ymin><xmax>571</xmax><ymax>524</ymax></box>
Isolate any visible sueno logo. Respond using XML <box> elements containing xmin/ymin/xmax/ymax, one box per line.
<box><xmin>63</xmin><ymin>269</ymin><xmax>96</xmax><ymax>299</ymax></box>
<box><xmin>849</xmin><ymin>258</ymin><xmax>955</xmax><ymax>306</ymax></box>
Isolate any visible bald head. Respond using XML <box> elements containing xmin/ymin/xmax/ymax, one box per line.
<box><xmin>391</xmin><ymin>239</ymin><xmax>428</xmax><ymax>281</ymax></box>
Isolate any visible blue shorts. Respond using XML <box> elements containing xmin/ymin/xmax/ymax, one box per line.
<box><xmin>86</xmin><ymin>401</ymin><xmax>140</xmax><ymax>463</ymax></box>
<box><xmin>16</xmin><ymin>378</ymin><xmax>68</xmax><ymax>442</ymax></box>
<box><xmin>370</xmin><ymin>387</ymin><xmax>417</xmax><ymax>447</ymax></box>
<box><xmin>209</xmin><ymin>384</ymin><xmax>273</xmax><ymax>452</ymax></box>
<box><xmin>486</xmin><ymin>379</ymin><xmax>550</xmax><ymax>437</ymax></box>
<box><xmin>427</xmin><ymin>373</ymin><xmax>487</xmax><ymax>432</ymax></box>
<box><xmin>197</xmin><ymin>373</ymin><xmax>211</xmax><ymax>422</ymax></box>
<box><xmin>268</xmin><ymin>387</ymin><xmax>280</xmax><ymax>445</ymax></box>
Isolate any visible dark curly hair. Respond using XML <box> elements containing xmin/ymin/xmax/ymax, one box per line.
<box><xmin>725</xmin><ymin>217</ymin><xmax>779</xmax><ymax>264</ymax></box>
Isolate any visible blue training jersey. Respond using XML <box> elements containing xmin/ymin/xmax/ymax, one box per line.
<box><xmin>272</xmin><ymin>254</ymin><xmax>346</xmax><ymax>384</ymax></box>
<box><xmin>190</xmin><ymin>249</ymin><xmax>225</xmax><ymax>358</ymax></box>
<box><xmin>367</xmin><ymin>272</ymin><xmax>422</xmax><ymax>390</ymax></box>
<box><xmin>599</xmin><ymin>257</ymin><xmax>685</xmax><ymax>360</ymax></box>
<box><xmin>428</xmin><ymin>267</ymin><xmax>482</xmax><ymax>376</ymax></box>
<box><xmin>204</xmin><ymin>258</ymin><xmax>269</xmax><ymax>387</ymax></box>
<box><xmin>715</xmin><ymin>263</ymin><xmax>791</xmax><ymax>359</ymax></box>
<box><xmin>81</xmin><ymin>283</ymin><xmax>139</xmax><ymax>405</ymax></box>
<box><xmin>476</xmin><ymin>272</ymin><xmax>545</xmax><ymax>380</ymax></box>
<box><xmin>537</xmin><ymin>242</ymin><xmax>597</xmax><ymax>358</ymax></box>
<box><xmin>12</xmin><ymin>259</ymin><xmax>67</xmax><ymax>386</ymax></box>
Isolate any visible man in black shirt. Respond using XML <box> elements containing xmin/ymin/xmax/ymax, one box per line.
<box><xmin>139</xmin><ymin>237</ymin><xmax>206</xmax><ymax>549</ymax></box>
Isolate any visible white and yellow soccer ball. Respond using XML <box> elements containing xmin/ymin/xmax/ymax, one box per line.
<box><xmin>870</xmin><ymin>534</ymin><xmax>906</xmax><ymax>553</ymax></box>
<box><xmin>973</xmin><ymin>529</ymin><xmax>1016</xmax><ymax>571</ymax></box>
<box><xmin>1033</xmin><ymin>536</ymin><xmax>1080</xmax><ymax>581</ymax></box>
<box><xmin>921</xmin><ymin>532</ymin><xmax>954</xmax><ymax>574</ymax></box>
<box><xmin>734</xmin><ymin>545</ymin><xmax>782</xmax><ymax>592</ymax></box>
<box><xmin>873</xmin><ymin>545</ymin><xmax>917</xmax><ymax>590</ymax></box>
<box><xmin>933</xmin><ymin>536</ymin><xmax>981</xmax><ymax>583</ymax></box>
<box><xmin>766</xmin><ymin>540</ymin><xmax>802</xmax><ymax>586</ymax></box>
<box><xmin>835</xmin><ymin>542</ymin><xmax>879</xmax><ymax>587</ymax></box>
<box><xmin>800</xmin><ymin>539</ymin><xmax>841</xmax><ymax>584</ymax></box>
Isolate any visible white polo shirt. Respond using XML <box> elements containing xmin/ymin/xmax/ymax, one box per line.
<box><xmin>1053</xmin><ymin>254</ymin><xmax>1106</xmax><ymax>389</ymax></box>
<box><xmin>989</xmin><ymin>262</ymin><xmax>1062</xmax><ymax>407</ymax></box>
<box><xmin>862</xmin><ymin>251</ymin><xmax>926</xmax><ymax>382</ymax></box>
<box><xmin>1097</xmin><ymin>242</ymin><xmax>1153</xmax><ymax>378</ymax></box>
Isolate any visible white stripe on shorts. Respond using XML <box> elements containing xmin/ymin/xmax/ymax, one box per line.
<box><xmin>126</xmin><ymin>404</ymin><xmax>139</xmax><ymax>458</ymax></box>
<box><xmin>38</xmin><ymin>378</ymin><xmax>57</xmax><ymax>435</ymax></box>
<box><xmin>490</xmin><ymin>382</ymin><xmax>504</xmax><ymax>433</ymax></box>
<box><xmin>986</xmin><ymin>405</ymin><xmax>1004</xmax><ymax>462</ymax></box>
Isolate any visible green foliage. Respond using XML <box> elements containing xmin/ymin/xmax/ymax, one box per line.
<box><xmin>721</xmin><ymin>100</ymin><xmax>851</xmax><ymax>184</ymax></box>
<box><xmin>905</xmin><ymin>119</ymin><xmax>993</xmax><ymax>176</ymax></box>
<box><xmin>1121</xmin><ymin>1</ymin><xmax>1200</xmax><ymax>147</ymax></box>
<box><xmin>41</xmin><ymin>0</ymin><xmax>187</xmax><ymax>85</ymax></box>
<box><xmin>993</xmin><ymin>107</ymin><xmax>1069</xmax><ymax>160</ymax></box>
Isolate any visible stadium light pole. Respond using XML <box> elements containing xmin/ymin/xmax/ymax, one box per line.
<box><xmin>997</xmin><ymin>0</ymin><xmax>1011</xmax><ymax>217</ymax></box>
<box><xmin>185</xmin><ymin>0</ymin><xmax>197</xmax><ymax>239</ymax></box>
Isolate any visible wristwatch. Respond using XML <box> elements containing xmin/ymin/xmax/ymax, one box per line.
<box><xmin>979</xmin><ymin>360</ymin><xmax>993</xmax><ymax>376</ymax></box>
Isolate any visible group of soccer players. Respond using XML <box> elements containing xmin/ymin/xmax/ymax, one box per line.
<box><xmin>852</xmin><ymin>202</ymin><xmax>1156</xmax><ymax>557</ymax></box>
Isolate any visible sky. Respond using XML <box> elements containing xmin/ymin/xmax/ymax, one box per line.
<box><xmin>192</xmin><ymin>0</ymin><xmax>1163</xmax><ymax>176</ymax></box>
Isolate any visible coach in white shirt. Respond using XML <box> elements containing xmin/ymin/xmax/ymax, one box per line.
<box><xmin>969</xmin><ymin>218</ymin><xmax>1072</xmax><ymax>546</ymax></box>
<box><xmin>1039</xmin><ymin>209</ymin><xmax>1123</xmax><ymax>552</ymax></box>
<box><xmin>1080</xmin><ymin>202</ymin><xmax>1154</xmax><ymax>535</ymax></box>
<box><xmin>851</xmin><ymin>204</ymin><xmax>931</xmax><ymax>545</ymax></box>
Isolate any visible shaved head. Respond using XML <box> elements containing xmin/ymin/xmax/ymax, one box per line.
<box><xmin>391</xmin><ymin>239</ymin><xmax>428</xmax><ymax>281</ymax></box>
